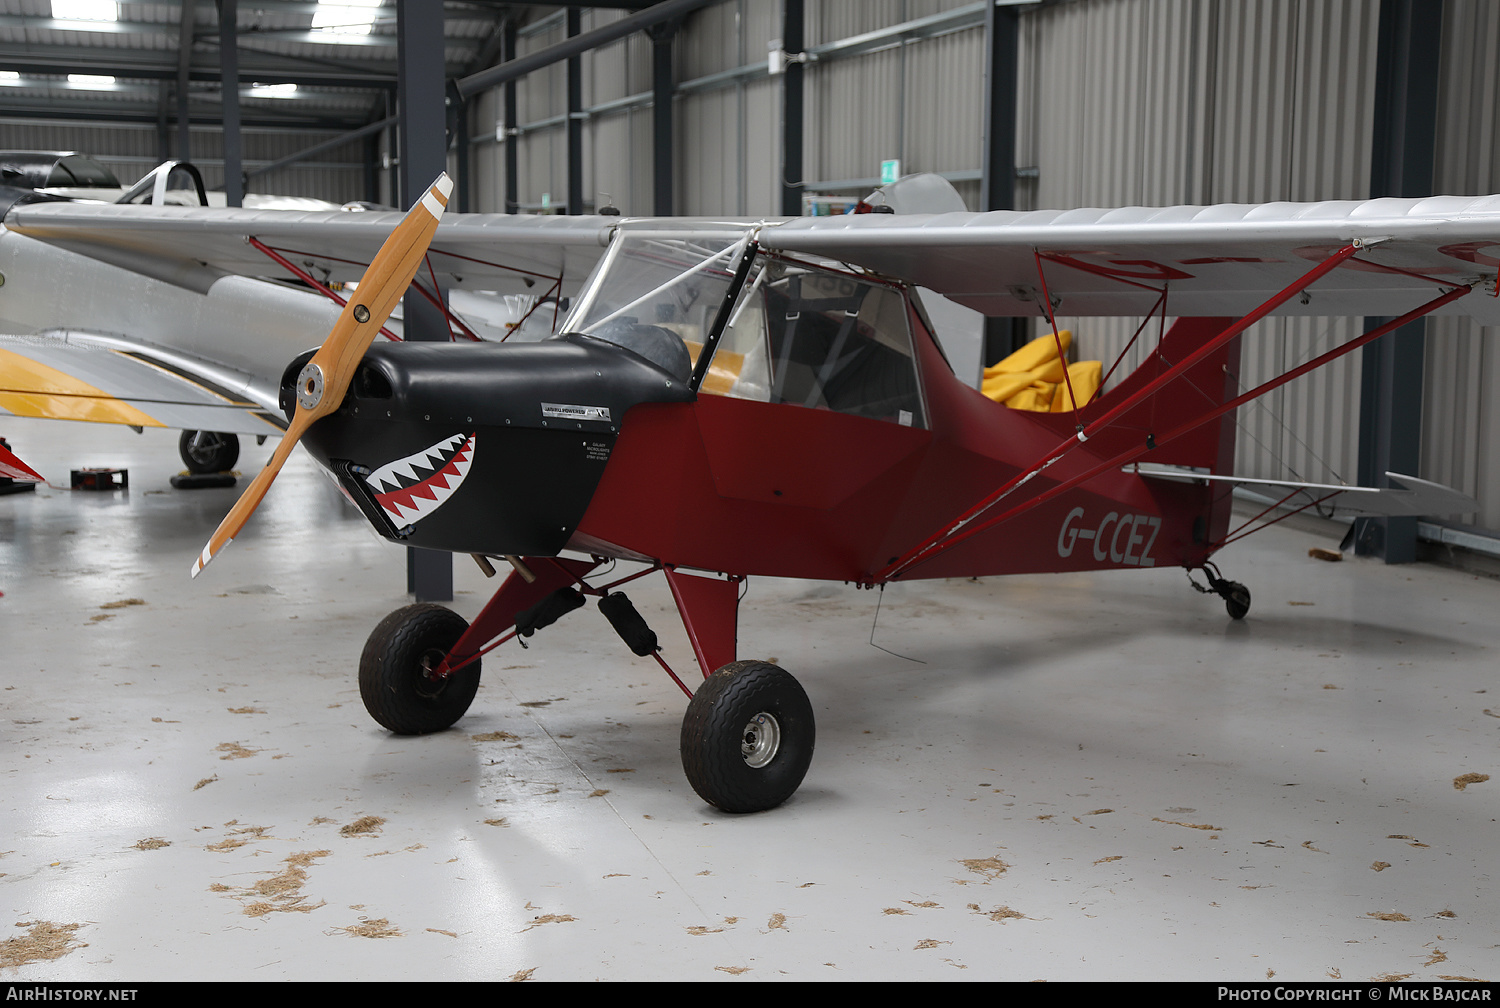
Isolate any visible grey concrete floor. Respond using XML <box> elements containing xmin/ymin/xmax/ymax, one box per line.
<box><xmin>0</xmin><ymin>414</ymin><xmax>1496</xmax><ymax>982</ymax></box>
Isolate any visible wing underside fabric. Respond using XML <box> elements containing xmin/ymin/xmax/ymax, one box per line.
<box><xmin>763</xmin><ymin>195</ymin><xmax>1500</xmax><ymax>324</ymax></box>
<box><xmin>12</xmin><ymin>195</ymin><xmax>1500</xmax><ymax>323</ymax></box>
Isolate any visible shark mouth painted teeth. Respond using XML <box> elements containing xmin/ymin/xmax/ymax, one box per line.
<box><xmin>364</xmin><ymin>432</ymin><xmax>475</xmax><ymax>525</ymax></box>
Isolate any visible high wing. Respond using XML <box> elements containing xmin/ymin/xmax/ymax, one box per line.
<box><xmin>765</xmin><ymin>195</ymin><xmax>1500</xmax><ymax>324</ymax></box>
<box><xmin>0</xmin><ymin>202</ymin><xmax>622</xmax><ymax>437</ymax></box>
<box><xmin>5</xmin><ymin>201</ymin><xmax>620</xmax><ymax>292</ymax></box>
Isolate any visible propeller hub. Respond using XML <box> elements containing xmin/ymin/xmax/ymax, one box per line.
<box><xmin>296</xmin><ymin>361</ymin><xmax>326</xmax><ymax>410</ymax></box>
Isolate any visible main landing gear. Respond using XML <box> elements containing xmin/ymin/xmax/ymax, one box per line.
<box><xmin>1189</xmin><ymin>561</ymin><xmax>1251</xmax><ymax>620</ymax></box>
<box><xmin>354</xmin><ymin>558</ymin><xmax>816</xmax><ymax>814</ymax></box>
<box><xmin>681</xmin><ymin>660</ymin><xmax>815</xmax><ymax>814</ymax></box>
<box><xmin>359</xmin><ymin>603</ymin><xmax>481</xmax><ymax>735</ymax></box>
<box><xmin>178</xmin><ymin>430</ymin><xmax>239</xmax><ymax>473</ymax></box>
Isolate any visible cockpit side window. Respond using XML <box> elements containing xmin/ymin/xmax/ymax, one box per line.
<box><xmin>726</xmin><ymin>261</ymin><xmax>924</xmax><ymax>428</ymax></box>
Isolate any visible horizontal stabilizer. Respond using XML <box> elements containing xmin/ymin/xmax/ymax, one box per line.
<box><xmin>1132</xmin><ymin>465</ymin><xmax>1478</xmax><ymax>517</ymax></box>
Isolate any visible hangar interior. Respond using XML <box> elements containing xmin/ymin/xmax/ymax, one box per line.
<box><xmin>1</xmin><ymin>0</ymin><xmax>1498</xmax><ymax>983</ymax></box>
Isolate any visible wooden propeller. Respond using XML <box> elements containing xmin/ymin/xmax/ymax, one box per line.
<box><xmin>192</xmin><ymin>172</ymin><xmax>453</xmax><ymax>578</ymax></box>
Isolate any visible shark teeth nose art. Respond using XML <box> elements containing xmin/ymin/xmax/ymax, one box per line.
<box><xmin>365</xmin><ymin>432</ymin><xmax>475</xmax><ymax>525</ymax></box>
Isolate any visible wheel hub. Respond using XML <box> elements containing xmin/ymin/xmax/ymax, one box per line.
<box><xmin>415</xmin><ymin>648</ymin><xmax>451</xmax><ymax>692</ymax></box>
<box><xmin>740</xmin><ymin>711</ymin><xmax>780</xmax><ymax>768</ymax></box>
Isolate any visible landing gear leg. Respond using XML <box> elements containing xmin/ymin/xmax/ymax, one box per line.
<box><xmin>663</xmin><ymin>569</ymin><xmax>817</xmax><ymax>813</ymax></box>
<box><xmin>1189</xmin><ymin>562</ymin><xmax>1251</xmax><ymax>620</ymax></box>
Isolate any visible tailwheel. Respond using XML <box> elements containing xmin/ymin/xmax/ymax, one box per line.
<box><xmin>1222</xmin><ymin>581</ymin><xmax>1252</xmax><ymax>620</ymax></box>
<box><xmin>1189</xmin><ymin>563</ymin><xmax>1251</xmax><ymax>620</ymax></box>
<box><xmin>359</xmin><ymin>603</ymin><xmax>480</xmax><ymax>734</ymax></box>
<box><xmin>681</xmin><ymin>661</ymin><xmax>815</xmax><ymax>814</ymax></box>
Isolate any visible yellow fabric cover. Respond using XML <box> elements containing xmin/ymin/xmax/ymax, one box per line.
<box><xmin>980</xmin><ymin>332</ymin><xmax>1101</xmax><ymax>412</ymax></box>
<box><xmin>983</xmin><ymin>329</ymin><xmax>1071</xmax><ymax>378</ymax></box>
<box><xmin>1051</xmin><ymin>360</ymin><xmax>1102</xmax><ymax>412</ymax></box>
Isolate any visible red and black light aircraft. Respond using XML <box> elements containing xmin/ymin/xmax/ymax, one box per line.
<box><xmin>174</xmin><ymin>176</ymin><xmax>1496</xmax><ymax>813</ymax></box>
<box><xmin>9</xmin><ymin>171</ymin><xmax>1488</xmax><ymax>812</ymax></box>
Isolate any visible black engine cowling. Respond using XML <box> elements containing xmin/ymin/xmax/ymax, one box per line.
<box><xmin>285</xmin><ymin>333</ymin><xmax>694</xmax><ymax>557</ymax></box>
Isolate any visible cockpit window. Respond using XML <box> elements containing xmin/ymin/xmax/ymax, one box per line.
<box><xmin>565</xmin><ymin>231</ymin><xmax>925</xmax><ymax>428</ymax></box>
<box><xmin>710</xmin><ymin>257</ymin><xmax>925</xmax><ymax>428</ymax></box>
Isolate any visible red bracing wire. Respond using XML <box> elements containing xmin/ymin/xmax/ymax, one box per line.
<box><xmin>1031</xmin><ymin>250</ymin><xmax>1083</xmax><ymax>415</ymax></box>
<box><xmin>247</xmin><ymin>236</ymin><xmax>401</xmax><ymax>341</ymax></box>
<box><xmin>876</xmin><ymin>278</ymin><xmax>1468</xmax><ymax>582</ymax></box>
<box><xmin>876</xmin><ymin>242</ymin><xmax>1370</xmax><ymax>582</ymax></box>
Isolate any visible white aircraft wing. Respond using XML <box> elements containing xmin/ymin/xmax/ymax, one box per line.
<box><xmin>0</xmin><ymin>203</ymin><xmax>624</xmax><ymax>438</ymax></box>
<box><xmin>4</xmin><ymin>203</ymin><xmax>620</xmax><ymax>293</ymax></box>
<box><xmin>765</xmin><ymin>195</ymin><xmax>1500</xmax><ymax>325</ymax></box>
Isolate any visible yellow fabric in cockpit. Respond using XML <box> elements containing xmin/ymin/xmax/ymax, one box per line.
<box><xmin>981</xmin><ymin>331</ymin><xmax>1101</xmax><ymax>412</ymax></box>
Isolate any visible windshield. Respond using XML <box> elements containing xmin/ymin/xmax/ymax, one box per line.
<box><xmin>565</xmin><ymin>230</ymin><xmax>750</xmax><ymax>381</ymax></box>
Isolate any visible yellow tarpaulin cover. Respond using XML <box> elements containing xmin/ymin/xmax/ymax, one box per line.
<box><xmin>981</xmin><ymin>331</ymin><xmax>1101</xmax><ymax>412</ymax></box>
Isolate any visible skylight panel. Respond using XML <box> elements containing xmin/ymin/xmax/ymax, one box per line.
<box><xmin>311</xmin><ymin>0</ymin><xmax>382</xmax><ymax>36</ymax></box>
<box><xmin>248</xmin><ymin>82</ymin><xmax>299</xmax><ymax>98</ymax></box>
<box><xmin>51</xmin><ymin>0</ymin><xmax>118</xmax><ymax>22</ymax></box>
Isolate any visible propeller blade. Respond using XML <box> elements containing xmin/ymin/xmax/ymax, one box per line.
<box><xmin>192</xmin><ymin>172</ymin><xmax>453</xmax><ymax>577</ymax></box>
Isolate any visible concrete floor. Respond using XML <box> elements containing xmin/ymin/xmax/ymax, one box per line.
<box><xmin>0</xmin><ymin>414</ymin><xmax>1496</xmax><ymax>982</ymax></box>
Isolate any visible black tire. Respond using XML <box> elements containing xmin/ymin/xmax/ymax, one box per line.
<box><xmin>178</xmin><ymin>430</ymin><xmax>239</xmax><ymax>473</ymax></box>
<box><xmin>1224</xmin><ymin>582</ymin><xmax>1251</xmax><ymax>620</ymax></box>
<box><xmin>681</xmin><ymin>660</ymin><xmax>815</xmax><ymax>814</ymax></box>
<box><xmin>359</xmin><ymin>604</ymin><xmax>480</xmax><ymax>734</ymax></box>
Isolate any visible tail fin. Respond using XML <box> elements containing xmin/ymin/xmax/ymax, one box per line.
<box><xmin>1081</xmin><ymin>316</ymin><xmax>1241</xmax><ymax>475</ymax></box>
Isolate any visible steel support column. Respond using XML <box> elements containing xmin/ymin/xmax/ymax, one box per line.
<box><xmin>397</xmin><ymin>0</ymin><xmax>453</xmax><ymax>601</ymax></box>
<box><xmin>1355</xmin><ymin>0</ymin><xmax>1443</xmax><ymax>563</ymax></box>
<box><xmin>567</xmin><ymin>7</ymin><xmax>585</xmax><ymax>214</ymax></box>
<box><xmin>502</xmin><ymin>20</ymin><xmax>519</xmax><ymax>213</ymax></box>
<box><xmin>175</xmin><ymin>0</ymin><xmax>194</xmax><ymax>160</ymax></box>
<box><xmin>981</xmin><ymin>0</ymin><xmax>1024</xmax><ymax>363</ymax></box>
<box><xmin>216</xmin><ymin>0</ymin><xmax>242</xmax><ymax>206</ymax></box>
<box><xmin>648</xmin><ymin>18</ymin><xmax>681</xmax><ymax>216</ymax></box>
<box><xmin>780</xmin><ymin>0</ymin><xmax>805</xmax><ymax>217</ymax></box>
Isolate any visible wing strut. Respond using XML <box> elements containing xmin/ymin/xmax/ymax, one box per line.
<box><xmin>875</xmin><ymin>246</ymin><xmax>1471</xmax><ymax>583</ymax></box>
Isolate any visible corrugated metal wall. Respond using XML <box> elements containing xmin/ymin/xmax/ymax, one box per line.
<box><xmin>1424</xmin><ymin>0</ymin><xmax>1500</xmax><ymax>529</ymax></box>
<box><xmin>472</xmin><ymin>1</ymin><xmax>985</xmax><ymax>217</ymax></box>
